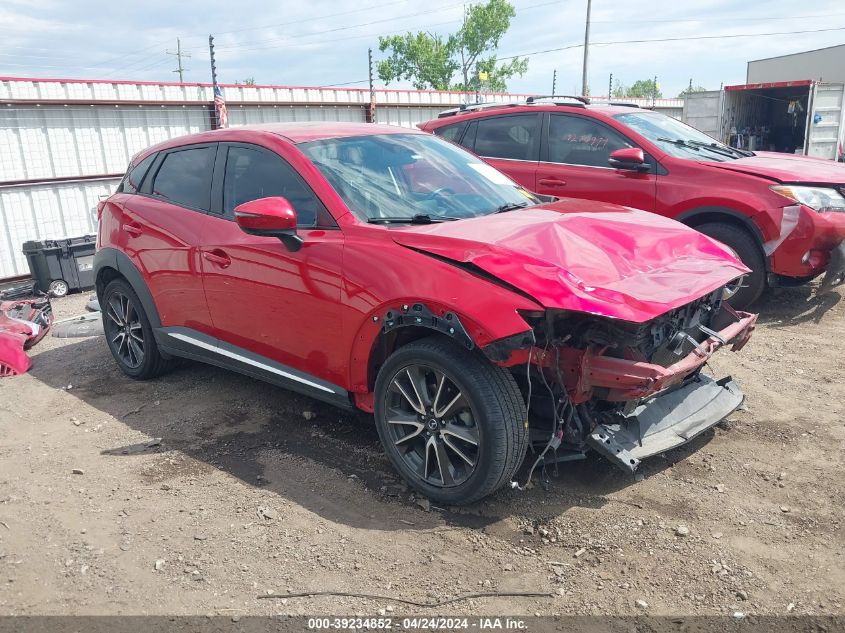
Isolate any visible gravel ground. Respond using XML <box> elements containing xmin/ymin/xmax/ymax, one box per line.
<box><xmin>0</xmin><ymin>284</ymin><xmax>842</xmax><ymax>617</ymax></box>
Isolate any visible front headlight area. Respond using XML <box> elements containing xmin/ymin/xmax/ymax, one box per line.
<box><xmin>770</xmin><ymin>185</ymin><xmax>845</xmax><ymax>212</ymax></box>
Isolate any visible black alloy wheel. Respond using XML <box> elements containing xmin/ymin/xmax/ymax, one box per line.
<box><xmin>104</xmin><ymin>290</ymin><xmax>145</xmax><ymax>369</ymax></box>
<box><xmin>384</xmin><ymin>363</ymin><xmax>480</xmax><ymax>488</ymax></box>
<box><xmin>101</xmin><ymin>278</ymin><xmax>172</xmax><ymax>379</ymax></box>
<box><xmin>374</xmin><ymin>337</ymin><xmax>528</xmax><ymax>505</ymax></box>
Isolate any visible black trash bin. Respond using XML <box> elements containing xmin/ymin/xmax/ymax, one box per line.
<box><xmin>22</xmin><ymin>235</ymin><xmax>96</xmax><ymax>297</ymax></box>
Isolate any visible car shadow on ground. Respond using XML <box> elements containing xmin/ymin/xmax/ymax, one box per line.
<box><xmin>29</xmin><ymin>336</ymin><xmax>712</xmax><ymax>533</ymax></box>
<box><xmin>754</xmin><ymin>285</ymin><xmax>841</xmax><ymax>326</ymax></box>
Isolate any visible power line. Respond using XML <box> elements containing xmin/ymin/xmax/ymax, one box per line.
<box><xmin>211</xmin><ymin>1</ymin><xmax>469</xmax><ymax>52</ymax></box>
<box><xmin>498</xmin><ymin>25</ymin><xmax>845</xmax><ymax>61</ymax></box>
<box><xmin>209</xmin><ymin>0</ymin><xmax>560</xmax><ymax>53</ymax></box>
<box><xmin>592</xmin><ymin>11</ymin><xmax>845</xmax><ymax>24</ymax></box>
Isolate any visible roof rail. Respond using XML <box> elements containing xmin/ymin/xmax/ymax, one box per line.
<box><xmin>526</xmin><ymin>94</ymin><xmax>591</xmax><ymax>106</ymax></box>
<box><xmin>436</xmin><ymin>101</ymin><xmax>521</xmax><ymax>118</ymax></box>
<box><xmin>590</xmin><ymin>100</ymin><xmax>641</xmax><ymax>108</ymax></box>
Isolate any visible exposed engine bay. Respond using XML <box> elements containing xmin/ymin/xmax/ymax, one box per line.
<box><xmin>488</xmin><ymin>289</ymin><xmax>758</xmax><ymax>478</ymax></box>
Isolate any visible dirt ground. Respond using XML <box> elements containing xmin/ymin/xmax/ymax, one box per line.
<box><xmin>0</xmin><ymin>284</ymin><xmax>843</xmax><ymax>618</ymax></box>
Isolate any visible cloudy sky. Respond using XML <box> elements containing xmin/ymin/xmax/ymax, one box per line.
<box><xmin>2</xmin><ymin>0</ymin><xmax>844</xmax><ymax>98</ymax></box>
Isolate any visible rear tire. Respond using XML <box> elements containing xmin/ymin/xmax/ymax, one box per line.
<box><xmin>697</xmin><ymin>222</ymin><xmax>766</xmax><ymax>310</ymax></box>
<box><xmin>102</xmin><ymin>278</ymin><xmax>171</xmax><ymax>380</ymax></box>
<box><xmin>373</xmin><ymin>336</ymin><xmax>528</xmax><ymax>505</ymax></box>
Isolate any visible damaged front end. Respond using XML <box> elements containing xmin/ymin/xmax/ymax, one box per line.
<box><xmin>486</xmin><ymin>289</ymin><xmax>757</xmax><ymax>474</ymax></box>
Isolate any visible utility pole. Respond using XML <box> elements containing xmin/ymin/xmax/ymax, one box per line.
<box><xmin>581</xmin><ymin>0</ymin><xmax>591</xmax><ymax>96</ymax></box>
<box><xmin>167</xmin><ymin>38</ymin><xmax>190</xmax><ymax>83</ymax></box>
<box><xmin>367</xmin><ymin>47</ymin><xmax>376</xmax><ymax>123</ymax></box>
<box><xmin>552</xmin><ymin>69</ymin><xmax>557</xmax><ymax>95</ymax></box>
<box><xmin>653</xmin><ymin>74</ymin><xmax>658</xmax><ymax>107</ymax></box>
<box><xmin>209</xmin><ymin>35</ymin><xmax>220</xmax><ymax>129</ymax></box>
<box><xmin>608</xmin><ymin>73</ymin><xmax>613</xmax><ymax>100</ymax></box>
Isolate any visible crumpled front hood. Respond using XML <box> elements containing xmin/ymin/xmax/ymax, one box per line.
<box><xmin>703</xmin><ymin>151</ymin><xmax>845</xmax><ymax>184</ymax></box>
<box><xmin>391</xmin><ymin>199</ymin><xmax>749</xmax><ymax>323</ymax></box>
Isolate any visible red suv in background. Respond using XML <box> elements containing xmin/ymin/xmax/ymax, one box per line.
<box><xmin>95</xmin><ymin>123</ymin><xmax>756</xmax><ymax>504</ymax></box>
<box><xmin>420</xmin><ymin>97</ymin><xmax>845</xmax><ymax>309</ymax></box>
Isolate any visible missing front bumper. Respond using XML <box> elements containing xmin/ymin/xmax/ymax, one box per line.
<box><xmin>586</xmin><ymin>374</ymin><xmax>744</xmax><ymax>473</ymax></box>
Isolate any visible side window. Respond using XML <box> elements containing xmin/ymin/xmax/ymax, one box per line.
<box><xmin>222</xmin><ymin>146</ymin><xmax>335</xmax><ymax>229</ymax></box>
<box><xmin>548</xmin><ymin>115</ymin><xmax>633</xmax><ymax>167</ymax></box>
<box><xmin>433</xmin><ymin>122</ymin><xmax>467</xmax><ymax>143</ymax></box>
<box><xmin>473</xmin><ymin>114</ymin><xmax>539</xmax><ymax>160</ymax></box>
<box><xmin>119</xmin><ymin>153</ymin><xmax>155</xmax><ymax>194</ymax></box>
<box><xmin>151</xmin><ymin>146</ymin><xmax>214</xmax><ymax>210</ymax></box>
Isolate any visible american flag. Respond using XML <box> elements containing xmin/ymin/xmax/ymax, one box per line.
<box><xmin>214</xmin><ymin>85</ymin><xmax>228</xmax><ymax>129</ymax></box>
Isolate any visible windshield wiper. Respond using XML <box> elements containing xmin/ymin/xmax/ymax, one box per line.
<box><xmin>657</xmin><ymin>137</ymin><xmax>742</xmax><ymax>160</ymax></box>
<box><xmin>493</xmin><ymin>202</ymin><xmax>530</xmax><ymax>213</ymax></box>
<box><xmin>367</xmin><ymin>214</ymin><xmax>459</xmax><ymax>225</ymax></box>
<box><xmin>684</xmin><ymin>139</ymin><xmax>752</xmax><ymax>158</ymax></box>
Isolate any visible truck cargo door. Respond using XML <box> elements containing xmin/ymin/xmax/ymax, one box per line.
<box><xmin>806</xmin><ymin>83</ymin><xmax>845</xmax><ymax>161</ymax></box>
<box><xmin>682</xmin><ymin>90</ymin><xmax>724</xmax><ymax>142</ymax></box>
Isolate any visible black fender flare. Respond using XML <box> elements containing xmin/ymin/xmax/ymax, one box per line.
<box><xmin>94</xmin><ymin>247</ymin><xmax>162</xmax><ymax>329</ymax></box>
<box><xmin>380</xmin><ymin>303</ymin><xmax>474</xmax><ymax>350</ymax></box>
<box><xmin>676</xmin><ymin>206</ymin><xmax>765</xmax><ymax>244</ymax></box>
<box><xmin>676</xmin><ymin>206</ymin><xmax>769</xmax><ymax>270</ymax></box>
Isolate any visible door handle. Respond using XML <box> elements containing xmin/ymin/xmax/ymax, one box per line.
<box><xmin>123</xmin><ymin>223</ymin><xmax>143</xmax><ymax>236</ymax></box>
<box><xmin>538</xmin><ymin>178</ymin><xmax>567</xmax><ymax>187</ymax></box>
<box><xmin>202</xmin><ymin>250</ymin><xmax>231</xmax><ymax>268</ymax></box>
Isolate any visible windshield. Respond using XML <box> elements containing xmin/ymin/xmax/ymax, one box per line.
<box><xmin>615</xmin><ymin>111</ymin><xmax>742</xmax><ymax>162</ymax></box>
<box><xmin>299</xmin><ymin>133</ymin><xmax>539</xmax><ymax>222</ymax></box>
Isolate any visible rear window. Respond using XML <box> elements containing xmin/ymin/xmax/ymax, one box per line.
<box><xmin>472</xmin><ymin>114</ymin><xmax>539</xmax><ymax>161</ymax></box>
<box><xmin>151</xmin><ymin>146</ymin><xmax>215</xmax><ymax>210</ymax></box>
<box><xmin>433</xmin><ymin>122</ymin><xmax>467</xmax><ymax>143</ymax></box>
<box><xmin>119</xmin><ymin>153</ymin><xmax>155</xmax><ymax>194</ymax></box>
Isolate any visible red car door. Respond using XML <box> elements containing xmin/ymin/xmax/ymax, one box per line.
<box><xmin>463</xmin><ymin>113</ymin><xmax>541</xmax><ymax>191</ymax></box>
<box><xmin>123</xmin><ymin>143</ymin><xmax>216</xmax><ymax>333</ymax></box>
<box><xmin>536</xmin><ymin>113</ymin><xmax>657</xmax><ymax>212</ymax></box>
<box><xmin>198</xmin><ymin>143</ymin><xmax>347</xmax><ymax>386</ymax></box>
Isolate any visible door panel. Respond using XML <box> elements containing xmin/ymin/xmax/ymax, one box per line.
<box><xmin>537</xmin><ymin>113</ymin><xmax>657</xmax><ymax>212</ymax></box>
<box><xmin>124</xmin><ymin>145</ymin><xmax>216</xmax><ymax>332</ymax></box>
<box><xmin>200</xmin><ymin>219</ymin><xmax>345</xmax><ymax>385</ymax></box>
<box><xmin>200</xmin><ymin>143</ymin><xmax>345</xmax><ymax>386</ymax></box>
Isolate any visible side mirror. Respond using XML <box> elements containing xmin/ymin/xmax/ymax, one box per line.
<box><xmin>608</xmin><ymin>147</ymin><xmax>651</xmax><ymax>173</ymax></box>
<box><xmin>234</xmin><ymin>196</ymin><xmax>303</xmax><ymax>252</ymax></box>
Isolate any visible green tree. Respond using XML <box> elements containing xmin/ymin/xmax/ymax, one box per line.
<box><xmin>625</xmin><ymin>78</ymin><xmax>662</xmax><ymax>99</ymax></box>
<box><xmin>611</xmin><ymin>79</ymin><xmax>628</xmax><ymax>98</ymax></box>
<box><xmin>377</xmin><ymin>0</ymin><xmax>527</xmax><ymax>92</ymax></box>
<box><xmin>678</xmin><ymin>84</ymin><xmax>707</xmax><ymax>98</ymax></box>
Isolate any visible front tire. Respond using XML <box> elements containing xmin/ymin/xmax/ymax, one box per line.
<box><xmin>697</xmin><ymin>222</ymin><xmax>766</xmax><ymax>310</ymax></box>
<box><xmin>102</xmin><ymin>278</ymin><xmax>171</xmax><ymax>380</ymax></box>
<box><xmin>373</xmin><ymin>336</ymin><xmax>528</xmax><ymax>505</ymax></box>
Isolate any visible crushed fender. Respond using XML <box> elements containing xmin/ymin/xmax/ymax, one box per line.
<box><xmin>0</xmin><ymin>297</ymin><xmax>53</xmax><ymax>376</ymax></box>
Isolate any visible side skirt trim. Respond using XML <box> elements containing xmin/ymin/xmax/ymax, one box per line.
<box><xmin>156</xmin><ymin>327</ymin><xmax>352</xmax><ymax>409</ymax></box>
<box><xmin>167</xmin><ymin>331</ymin><xmax>334</xmax><ymax>394</ymax></box>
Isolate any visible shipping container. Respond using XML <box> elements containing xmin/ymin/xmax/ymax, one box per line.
<box><xmin>683</xmin><ymin>81</ymin><xmax>845</xmax><ymax>161</ymax></box>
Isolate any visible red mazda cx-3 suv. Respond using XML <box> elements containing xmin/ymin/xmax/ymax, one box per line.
<box><xmin>419</xmin><ymin>97</ymin><xmax>845</xmax><ymax>309</ymax></box>
<box><xmin>95</xmin><ymin>123</ymin><xmax>756</xmax><ymax>504</ymax></box>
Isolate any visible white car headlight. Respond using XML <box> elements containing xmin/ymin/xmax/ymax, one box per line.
<box><xmin>770</xmin><ymin>185</ymin><xmax>845</xmax><ymax>212</ymax></box>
